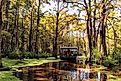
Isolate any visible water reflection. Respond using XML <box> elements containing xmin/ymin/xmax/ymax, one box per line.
<box><xmin>15</xmin><ymin>61</ymin><xmax>107</xmax><ymax>81</ymax></box>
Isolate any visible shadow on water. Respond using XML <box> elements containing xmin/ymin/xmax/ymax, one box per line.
<box><xmin>14</xmin><ymin>61</ymin><xmax>108</xmax><ymax>81</ymax></box>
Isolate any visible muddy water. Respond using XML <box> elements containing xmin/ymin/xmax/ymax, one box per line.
<box><xmin>15</xmin><ymin>61</ymin><xmax>107</xmax><ymax>81</ymax></box>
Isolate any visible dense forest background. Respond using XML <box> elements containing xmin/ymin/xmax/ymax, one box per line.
<box><xmin>0</xmin><ymin>0</ymin><xmax>121</xmax><ymax>68</ymax></box>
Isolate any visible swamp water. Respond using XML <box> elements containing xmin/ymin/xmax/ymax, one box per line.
<box><xmin>14</xmin><ymin>61</ymin><xmax>108</xmax><ymax>81</ymax></box>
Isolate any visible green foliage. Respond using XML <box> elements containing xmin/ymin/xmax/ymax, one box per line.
<box><xmin>4</xmin><ymin>48</ymin><xmax>12</xmax><ymax>57</ymax></box>
<box><xmin>103</xmin><ymin>47</ymin><xmax>121</xmax><ymax>68</ymax></box>
<box><xmin>22</xmin><ymin>51</ymin><xmax>53</xmax><ymax>59</ymax></box>
<box><xmin>7</xmin><ymin>49</ymin><xmax>53</xmax><ymax>59</ymax></box>
<box><xmin>8</xmin><ymin>48</ymin><xmax>22</xmax><ymax>59</ymax></box>
<box><xmin>1</xmin><ymin>30</ymin><xmax>11</xmax><ymax>38</ymax></box>
<box><xmin>39</xmin><ymin>51</ymin><xmax>53</xmax><ymax>58</ymax></box>
<box><xmin>22</xmin><ymin>51</ymin><xmax>37</xmax><ymax>59</ymax></box>
<box><xmin>0</xmin><ymin>71</ymin><xmax>21</xmax><ymax>81</ymax></box>
<box><xmin>92</xmin><ymin>48</ymin><xmax>101</xmax><ymax>64</ymax></box>
<box><xmin>113</xmin><ymin>48</ymin><xmax>121</xmax><ymax>64</ymax></box>
<box><xmin>103</xmin><ymin>55</ymin><xmax>117</xmax><ymax>68</ymax></box>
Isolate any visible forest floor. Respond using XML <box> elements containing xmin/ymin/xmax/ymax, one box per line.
<box><xmin>0</xmin><ymin>57</ymin><xmax>61</xmax><ymax>81</ymax></box>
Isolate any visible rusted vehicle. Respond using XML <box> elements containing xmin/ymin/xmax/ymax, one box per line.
<box><xmin>59</xmin><ymin>47</ymin><xmax>78</xmax><ymax>62</ymax></box>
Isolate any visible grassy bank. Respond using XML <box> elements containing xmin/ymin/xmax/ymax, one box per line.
<box><xmin>107</xmin><ymin>73</ymin><xmax>121</xmax><ymax>81</ymax></box>
<box><xmin>108</xmin><ymin>78</ymin><xmax>121</xmax><ymax>81</ymax></box>
<box><xmin>2</xmin><ymin>57</ymin><xmax>61</xmax><ymax>69</ymax></box>
<box><xmin>0</xmin><ymin>57</ymin><xmax>61</xmax><ymax>81</ymax></box>
<box><xmin>0</xmin><ymin>71</ymin><xmax>22</xmax><ymax>81</ymax></box>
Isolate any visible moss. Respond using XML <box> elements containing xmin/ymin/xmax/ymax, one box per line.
<box><xmin>2</xmin><ymin>57</ymin><xmax>61</xmax><ymax>69</ymax></box>
<box><xmin>108</xmin><ymin>78</ymin><xmax>121</xmax><ymax>81</ymax></box>
<box><xmin>107</xmin><ymin>73</ymin><xmax>121</xmax><ymax>81</ymax></box>
<box><xmin>0</xmin><ymin>71</ymin><xmax>21</xmax><ymax>81</ymax></box>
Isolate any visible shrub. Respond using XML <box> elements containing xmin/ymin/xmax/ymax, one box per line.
<box><xmin>92</xmin><ymin>48</ymin><xmax>101</xmax><ymax>64</ymax></box>
<box><xmin>3</xmin><ymin>48</ymin><xmax>12</xmax><ymax>58</ymax></box>
<box><xmin>22</xmin><ymin>51</ymin><xmax>36</xmax><ymax>59</ymax></box>
<box><xmin>113</xmin><ymin>48</ymin><xmax>121</xmax><ymax>65</ymax></box>
<box><xmin>103</xmin><ymin>47</ymin><xmax>121</xmax><ymax>69</ymax></box>
<box><xmin>7</xmin><ymin>49</ymin><xmax>53</xmax><ymax>59</ymax></box>
<box><xmin>39</xmin><ymin>51</ymin><xmax>52</xmax><ymax>58</ymax></box>
<box><xmin>8</xmin><ymin>48</ymin><xmax>22</xmax><ymax>59</ymax></box>
<box><xmin>103</xmin><ymin>55</ymin><xmax>117</xmax><ymax>69</ymax></box>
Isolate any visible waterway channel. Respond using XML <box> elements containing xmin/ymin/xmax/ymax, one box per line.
<box><xmin>14</xmin><ymin>61</ymin><xmax>109</xmax><ymax>81</ymax></box>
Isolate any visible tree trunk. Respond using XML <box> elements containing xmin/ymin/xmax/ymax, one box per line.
<box><xmin>89</xmin><ymin>0</ymin><xmax>93</xmax><ymax>62</ymax></box>
<box><xmin>11</xmin><ymin>17</ymin><xmax>15</xmax><ymax>50</ymax></box>
<box><xmin>53</xmin><ymin>0</ymin><xmax>59</xmax><ymax>57</ymax></box>
<box><xmin>0</xmin><ymin>0</ymin><xmax>4</xmax><ymax>67</ymax></box>
<box><xmin>35</xmin><ymin>0</ymin><xmax>40</xmax><ymax>54</ymax></box>
<box><xmin>3</xmin><ymin>0</ymin><xmax>10</xmax><ymax>53</ymax></box>
<box><xmin>112</xmin><ymin>23</ymin><xmax>117</xmax><ymax>53</ymax></box>
<box><xmin>15</xmin><ymin>1</ymin><xmax>19</xmax><ymax>48</ymax></box>
<box><xmin>84</xmin><ymin>0</ymin><xmax>93</xmax><ymax>63</ymax></box>
<box><xmin>29</xmin><ymin>10</ymin><xmax>33</xmax><ymax>52</ymax></box>
<box><xmin>93</xmin><ymin>0</ymin><xmax>97</xmax><ymax>48</ymax></box>
<box><xmin>100</xmin><ymin>0</ymin><xmax>107</xmax><ymax>56</ymax></box>
<box><xmin>5</xmin><ymin>0</ymin><xmax>9</xmax><ymax>30</ymax></box>
<box><xmin>21</xmin><ymin>18</ymin><xmax>25</xmax><ymax>51</ymax></box>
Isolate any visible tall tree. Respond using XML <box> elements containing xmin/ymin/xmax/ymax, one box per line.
<box><xmin>53</xmin><ymin>0</ymin><xmax>59</xmax><ymax>57</ymax></box>
<box><xmin>29</xmin><ymin>0</ymin><xmax>35</xmax><ymax>52</ymax></box>
<box><xmin>100</xmin><ymin>0</ymin><xmax>113</xmax><ymax>56</ymax></box>
<box><xmin>35</xmin><ymin>0</ymin><xmax>41</xmax><ymax>54</ymax></box>
<box><xmin>29</xmin><ymin>9</ymin><xmax>33</xmax><ymax>52</ymax></box>
<box><xmin>15</xmin><ymin>0</ymin><xmax>19</xmax><ymax>48</ymax></box>
<box><xmin>0</xmin><ymin>0</ymin><xmax>4</xmax><ymax>67</ymax></box>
